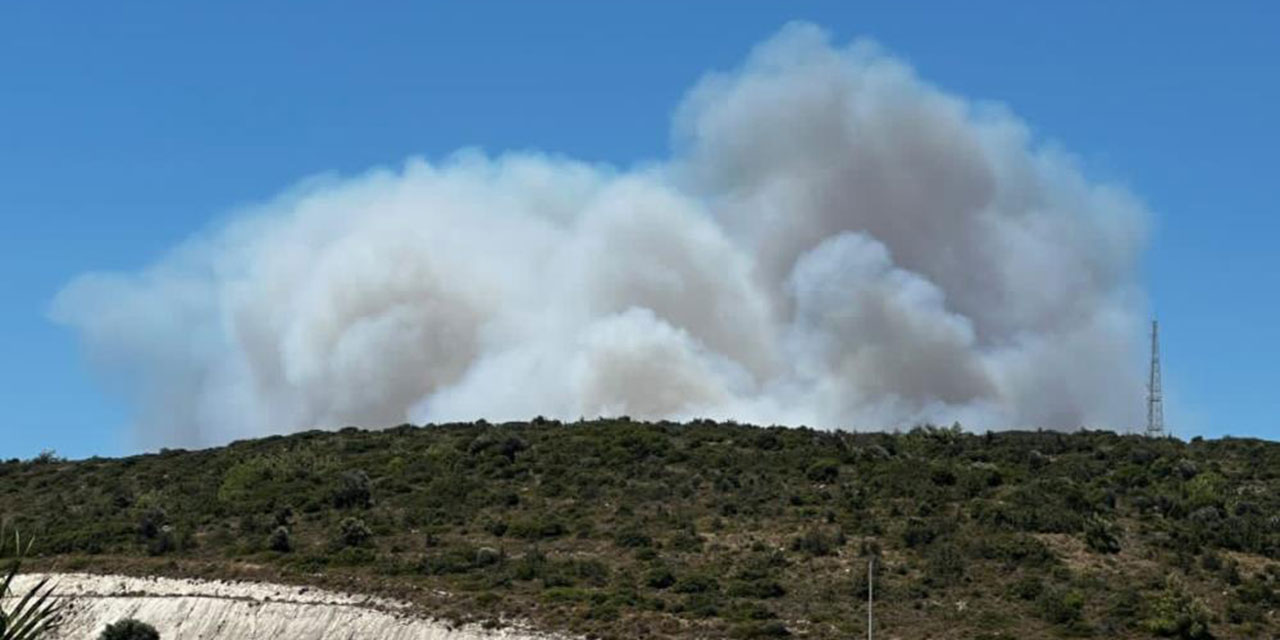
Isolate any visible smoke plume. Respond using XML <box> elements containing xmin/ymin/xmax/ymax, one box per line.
<box><xmin>53</xmin><ymin>23</ymin><xmax>1148</xmax><ymax>448</ymax></box>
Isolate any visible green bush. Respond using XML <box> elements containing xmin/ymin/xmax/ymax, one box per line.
<box><xmin>673</xmin><ymin>573</ymin><xmax>720</xmax><ymax>594</ymax></box>
<box><xmin>645</xmin><ymin>567</ymin><xmax>676</xmax><ymax>589</ymax></box>
<box><xmin>333</xmin><ymin>470</ymin><xmax>373</xmax><ymax>509</ymax></box>
<box><xmin>613</xmin><ymin>528</ymin><xmax>652</xmax><ymax>548</ymax></box>
<box><xmin>1009</xmin><ymin>574</ymin><xmax>1044</xmax><ymax>601</ymax></box>
<box><xmin>924</xmin><ymin>542</ymin><xmax>965</xmax><ymax>587</ymax></box>
<box><xmin>336</xmin><ymin>517</ymin><xmax>372</xmax><ymax>548</ymax></box>
<box><xmin>1144</xmin><ymin>579</ymin><xmax>1214</xmax><ymax>639</ymax></box>
<box><xmin>267</xmin><ymin>526</ymin><xmax>292</xmax><ymax>553</ymax></box>
<box><xmin>1037</xmin><ymin>588</ymin><xmax>1085</xmax><ymax>626</ymax></box>
<box><xmin>1083</xmin><ymin>514</ymin><xmax>1122</xmax><ymax>554</ymax></box>
<box><xmin>790</xmin><ymin>528</ymin><xmax>839</xmax><ymax>557</ymax></box>
<box><xmin>806</xmin><ymin>459</ymin><xmax>840</xmax><ymax>483</ymax></box>
<box><xmin>98</xmin><ymin>618</ymin><xmax>160</xmax><ymax>640</ymax></box>
<box><xmin>731</xmin><ymin>620</ymin><xmax>790</xmax><ymax>637</ymax></box>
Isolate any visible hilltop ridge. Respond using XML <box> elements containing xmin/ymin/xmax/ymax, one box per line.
<box><xmin>3</xmin><ymin>420</ymin><xmax>1278</xmax><ymax>638</ymax></box>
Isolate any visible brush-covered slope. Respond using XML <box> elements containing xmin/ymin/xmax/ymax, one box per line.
<box><xmin>2</xmin><ymin>421</ymin><xmax>1278</xmax><ymax>638</ymax></box>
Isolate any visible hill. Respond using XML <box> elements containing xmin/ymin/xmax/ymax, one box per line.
<box><xmin>2</xmin><ymin>420</ymin><xmax>1278</xmax><ymax>638</ymax></box>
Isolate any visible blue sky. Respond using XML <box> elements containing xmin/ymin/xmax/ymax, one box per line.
<box><xmin>2</xmin><ymin>2</ymin><xmax>1277</xmax><ymax>459</ymax></box>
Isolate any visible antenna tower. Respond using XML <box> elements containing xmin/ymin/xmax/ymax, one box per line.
<box><xmin>1145</xmin><ymin>320</ymin><xmax>1165</xmax><ymax>438</ymax></box>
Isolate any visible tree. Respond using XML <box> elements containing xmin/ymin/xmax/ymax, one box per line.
<box><xmin>98</xmin><ymin>619</ymin><xmax>159</xmax><ymax>640</ymax></box>
<box><xmin>332</xmin><ymin>470</ymin><xmax>372</xmax><ymax>509</ymax></box>
<box><xmin>0</xmin><ymin>529</ymin><xmax>64</xmax><ymax>640</ymax></box>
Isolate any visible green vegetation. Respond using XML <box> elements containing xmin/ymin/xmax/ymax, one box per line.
<box><xmin>98</xmin><ymin>619</ymin><xmax>159</xmax><ymax>640</ymax></box>
<box><xmin>2</xmin><ymin>420</ymin><xmax>1279</xmax><ymax>638</ymax></box>
<box><xmin>0</xmin><ymin>531</ymin><xmax>63</xmax><ymax>640</ymax></box>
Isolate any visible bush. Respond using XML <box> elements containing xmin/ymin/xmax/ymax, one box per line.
<box><xmin>923</xmin><ymin>542</ymin><xmax>965</xmax><ymax>587</ymax></box>
<box><xmin>613</xmin><ymin>527</ymin><xmax>653</xmax><ymax>548</ymax></box>
<box><xmin>1037</xmin><ymin>588</ymin><xmax>1085</xmax><ymax>626</ymax></box>
<box><xmin>99</xmin><ymin>618</ymin><xmax>160</xmax><ymax>640</ymax></box>
<box><xmin>474</xmin><ymin>546</ymin><xmax>502</xmax><ymax>567</ymax></box>
<box><xmin>973</xmin><ymin>534</ymin><xmax>1057</xmax><ymax>568</ymax></box>
<box><xmin>790</xmin><ymin>528</ymin><xmax>838</xmax><ymax>557</ymax></box>
<box><xmin>507</xmin><ymin>517</ymin><xmax>566</xmax><ymax>540</ymax></box>
<box><xmin>267</xmin><ymin>526</ymin><xmax>292</xmax><ymax>553</ymax></box>
<box><xmin>806</xmin><ymin>459</ymin><xmax>839</xmax><ymax>483</ymax></box>
<box><xmin>1009</xmin><ymin>574</ymin><xmax>1044</xmax><ymax>601</ymax></box>
<box><xmin>333</xmin><ymin>470</ymin><xmax>373</xmax><ymax>509</ymax></box>
<box><xmin>728</xmin><ymin>579</ymin><xmax>786</xmax><ymax>599</ymax></box>
<box><xmin>1084</xmin><ymin>514</ymin><xmax>1122</xmax><ymax>554</ymax></box>
<box><xmin>337</xmin><ymin>517</ymin><xmax>373</xmax><ymax>548</ymax></box>
<box><xmin>137</xmin><ymin>505</ymin><xmax>167</xmax><ymax>540</ymax></box>
<box><xmin>1145</xmin><ymin>579</ymin><xmax>1214</xmax><ymax>639</ymax></box>
<box><xmin>645</xmin><ymin>567</ymin><xmax>676</xmax><ymax>589</ymax></box>
<box><xmin>902</xmin><ymin>517</ymin><xmax>942</xmax><ymax>548</ymax></box>
<box><xmin>145</xmin><ymin>528</ymin><xmax>176</xmax><ymax>556</ymax></box>
<box><xmin>732</xmin><ymin>620</ymin><xmax>790</xmax><ymax>637</ymax></box>
<box><xmin>674</xmin><ymin>573</ymin><xmax>720</xmax><ymax>594</ymax></box>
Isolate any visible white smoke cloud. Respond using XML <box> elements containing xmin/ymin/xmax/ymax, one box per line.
<box><xmin>52</xmin><ymin>23</ymin><xmax>1149</xmax><ymax>448</ymax></box>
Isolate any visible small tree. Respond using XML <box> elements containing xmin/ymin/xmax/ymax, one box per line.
<box><xmin>0</xmin><ymin>529</ymin><xmax>64</xmax><ymax>640</ymax></box>
<box><xmin>267</xmin><ymin>526</ymin><xmax>292</xmax><ymax>553</ymax></box>
<box><xmin>98</xmin><ymin>619</ymin><xmax>159</xmax><ymax>640</ymax></box>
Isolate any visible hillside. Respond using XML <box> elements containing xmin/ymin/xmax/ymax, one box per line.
<box><xmin>2</xmin><ymin>420</ymin><xmax>1278</xmax><ymax>638</ymax></box>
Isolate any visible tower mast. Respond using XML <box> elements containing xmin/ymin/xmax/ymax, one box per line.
<box><xmin>1146</xmin><ymin>320</ymin><xmax>1165</xmax><ymax>438</ymax></box>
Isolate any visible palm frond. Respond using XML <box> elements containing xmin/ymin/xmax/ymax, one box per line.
<box><xmin>0</xmin><ymin>528</ymin><xmax>64</xmax><ymax>640</ymax></box>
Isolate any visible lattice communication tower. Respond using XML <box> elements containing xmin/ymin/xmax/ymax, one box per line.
<box><xmin>1146</xmin><ymin>320</ymin><xmax>1165</xmax><ymax>438</ymax></box>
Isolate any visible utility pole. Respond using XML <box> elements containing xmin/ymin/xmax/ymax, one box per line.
<box><xmin>1146</xmin><ymin>320</ymin><xmax>1165</xmax><ymax>438</ymax></box>
<box><xmin>867</xmin><ymin>556</ymin><xmax>874</xmax><ymax>640</ymax></box>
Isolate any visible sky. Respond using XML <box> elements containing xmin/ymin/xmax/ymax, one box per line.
<box><xmin>1</xmin><ymin>1</ymin><xmax>1277</xmax><ymax>459</ymax></box>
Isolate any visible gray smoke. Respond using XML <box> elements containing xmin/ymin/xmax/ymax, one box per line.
<box><xmin>52</xmin><ymin>23</ymin><xmax>1148</xmax><ymax>448</ymax></box>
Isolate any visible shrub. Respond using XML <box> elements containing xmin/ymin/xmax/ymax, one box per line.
<box><xmin>669</xmin><ymin>530</ymin><xmax>704</xmax><ymax>552</ymax></box>
<box><xmin>333</xmin><ymin>470</ymin><xmax>373</xmax><ymax>509</ymax></box>
<box><xmin>806</xmin><ymin>459</ymin><xmax>839</xmax><ymax>483</ymax></box>
<box><xmin>732</xmin><ymin>621</ymin><xmax>790</xmax><ymax>637</ymax></box>
<box><xmin>507</xmin><ymin>517</ymin><xmax>566</xmax><ymax>540</ymax></box>
<box><xmin>790</xmin><ymin>528</ymin><xmax>838</xmax><ymax>557</ymax></box>
<box><xmin>923</xmin><ymin>542</ymin><xmax>965</xmax><ymax>587</ymax></box>
<box><xmin>645</xmin><ymin>567</ymin><xmax>676</xmax><ymax>589</ymax></box>
<box><xmin>145</xmin><ymin>528</ymin><xmax>176</xmax><ymax>556</ymax></box>
<box><xmin>337</xmin><ymin>517</ymin><xmax>373</xmax><ymax>548</ymax></box>
<box><xmin>1083</xmin><ymin>514</ymin><xmax>1122</xmax><ymax>554</ymax></box>
<box><xmin>613</xmin><ymin>528</ymin><xmax>653</xmax><ymax>548</ymax></box>
<box><xmin>1145</xmin><ymin>579</ymin><xmax>1214</xmax><ymax>639</ymax></box>
<box><xmin>1009</xmin><ymin>574</ymin><xmax>1044</xmax><ymax>601</ymax></box>
<box><xmin>267</xmin><ymin>526</ymin><xmax>292</xmax><ymax>553</ymax></box>
<box><xmin>474</xmin><ymin>546</ymin><xmax>502</xmax><ymax>567</ymax></box>
<box><xmin>217</xmin><ymin>456</ymin><xmax>276</xmax><ymax>507</ymax></box>
<box><xmin>728</xmin><ymin>579</ymin><xmax>786</xmax><ymax>599</ymax></box>
<box><xmin>973</xmin><ymin>534</ymin><xmax>1057</xmax><ymax>568</ymax></box>
<box><xmin>99</xmin><ymin>618</ymin><xmax>160</xmax><ymax>640</ymax></box>
<box><xmin>673</xmin><ymin>573</ymin><xmax>720</xmax><ymax>594</ymax></box>
<box><xmin>1037</xmin><ymin>588</ymin><xmax>1085</xmax><ymax>626</ymax></box>
<box><xmin>137</xmin><ymin>505</ymin><xmax>167</xmax><ymax>540</ymax></box>
<box><xmin>902</xmin><ymin>517</ymin><xmax>942</xmax><ymax>548</ymax></box>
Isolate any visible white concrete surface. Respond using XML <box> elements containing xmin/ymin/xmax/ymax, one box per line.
<box><xmin>6</xmin><ymin>573</ymin><xmax>564</xmax><ymax>640</ymax></box>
